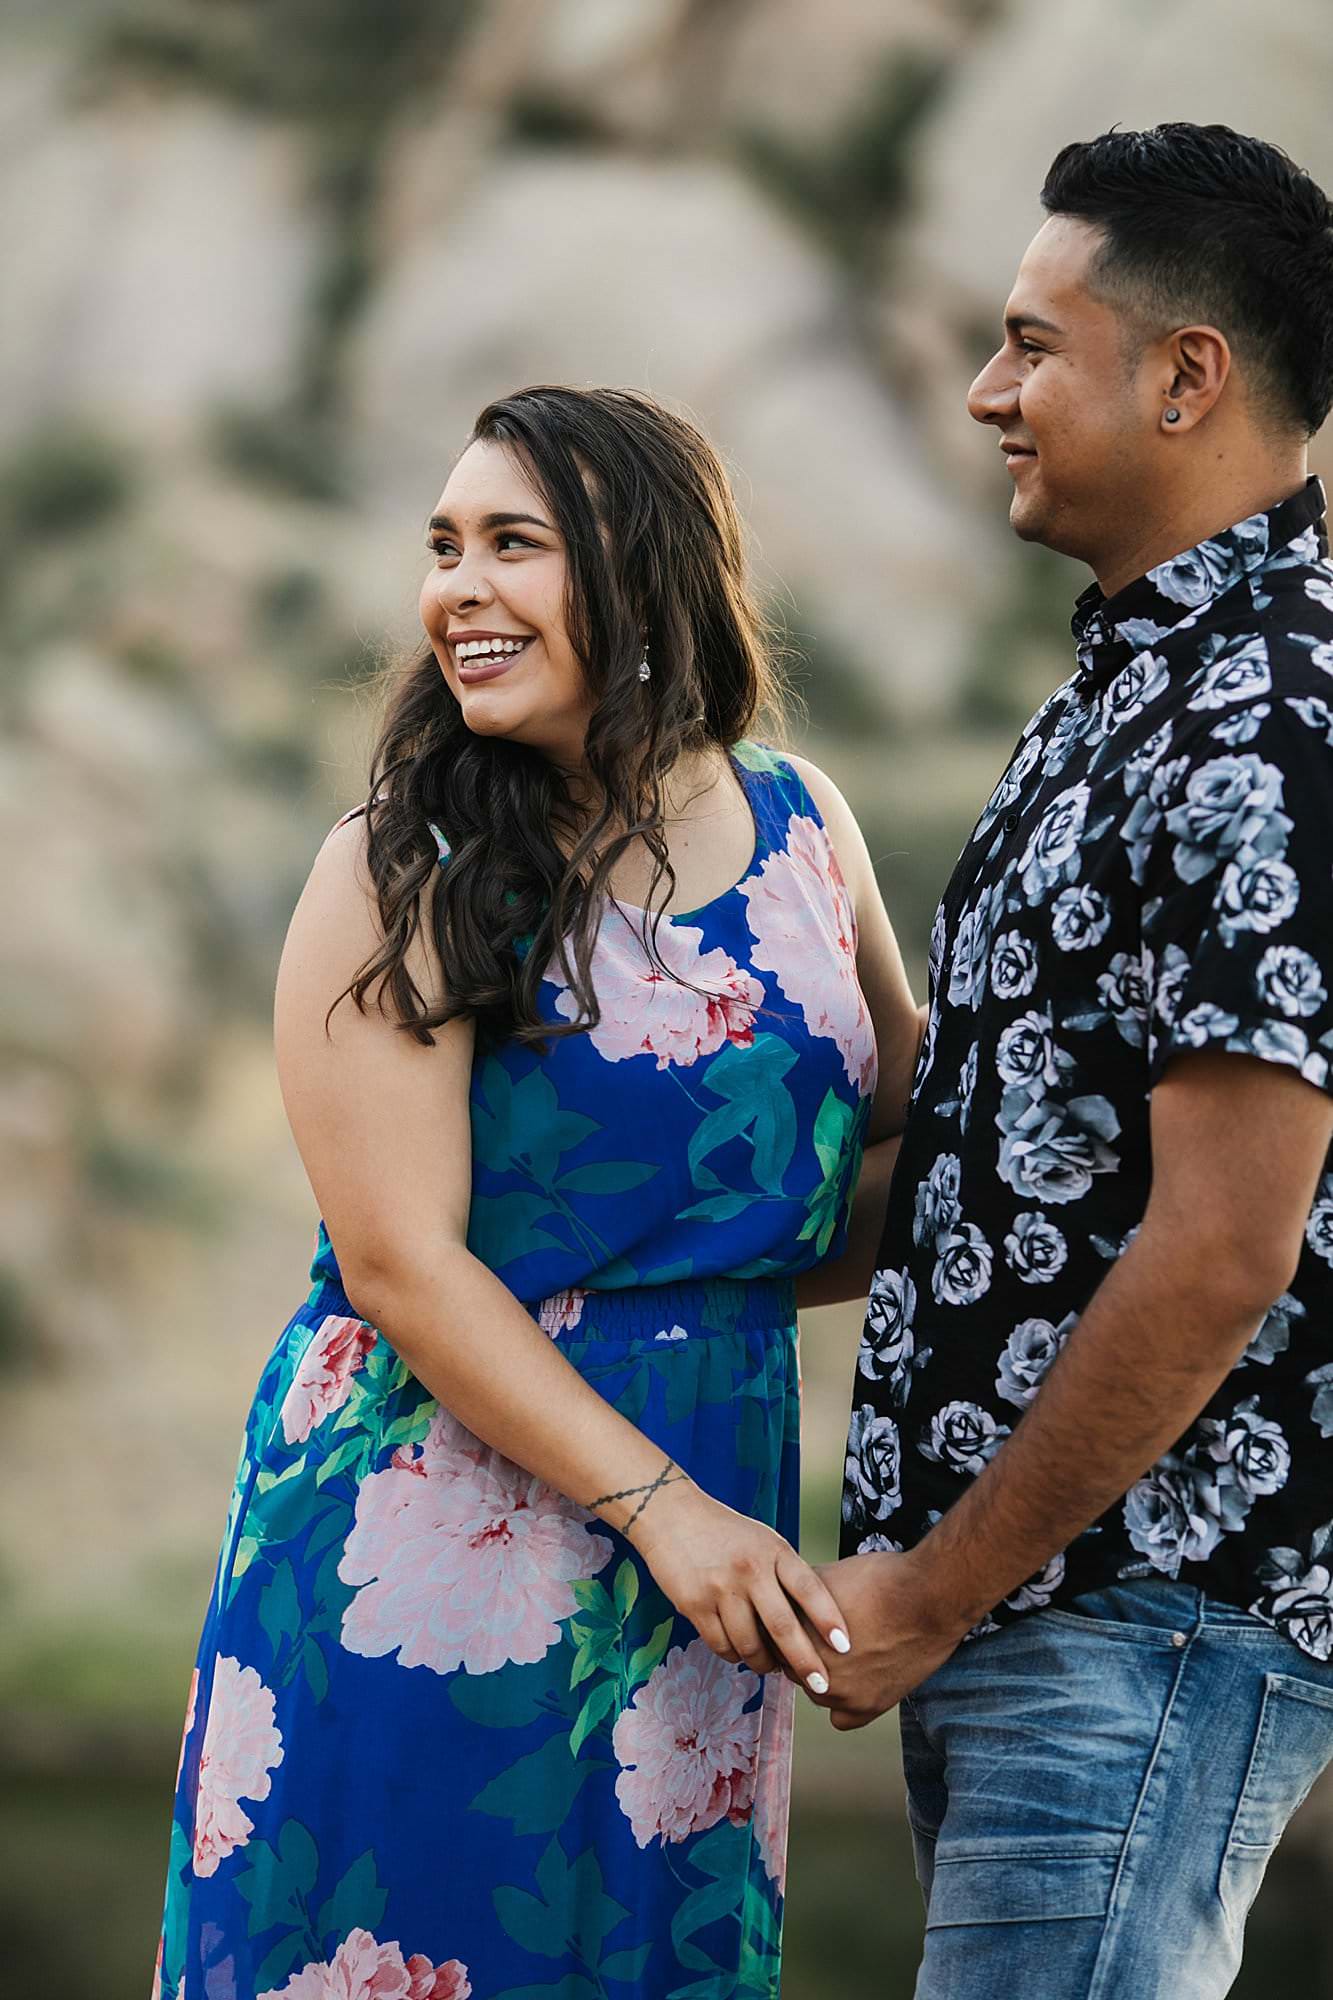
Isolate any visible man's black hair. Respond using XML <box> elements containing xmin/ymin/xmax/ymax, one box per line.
<box><xmin>1041</xmin><ymin>123</ymin><xmax>1333</xmax><ymax>436</ymax></box>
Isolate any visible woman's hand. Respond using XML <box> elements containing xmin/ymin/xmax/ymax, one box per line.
<box><xmin>627</xmin><ymin>1479</ymin><xmax>850</xmax><ymax>1694</ymax></box>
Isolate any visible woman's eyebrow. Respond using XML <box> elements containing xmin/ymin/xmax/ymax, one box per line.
<box><xmin>428</xmin><ymin>510</ymin><xmax>554</xmax><ymax>533</ymax></box>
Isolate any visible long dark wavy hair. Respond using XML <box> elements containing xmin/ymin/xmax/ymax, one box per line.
<box><xmin>333</xmin><ymin>386</ymin><xmax>788</xmax><ymax>1048</ymax></box>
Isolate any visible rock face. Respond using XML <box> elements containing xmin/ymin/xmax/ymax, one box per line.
<box><xmin>877</xmin><ymin>0</ymin><xmax>1333</xmax><ymax>517</ymax></box>
<box><xmin>4</xmin><ymin>33</ymin><xmax>1333</xmax><ymax>1936</ymax></box>
<box><xmin>717</xmin><ymin>0</ymin><xmax>969</xmax><ymax>144</ymax></box>
<box><xmin>900</xmin><ymin>0</ymin><xmax>1333</xmax><ymax>430</ymax></box>
<box><xmin>0</xmin><ymin>56</ymin><xmax>319</xmax><ymax>449</ymax></box>
<box><xmin>350</xmin><ymin>151</ymin><xmax>995</xmax><ymax>708</ymax></box>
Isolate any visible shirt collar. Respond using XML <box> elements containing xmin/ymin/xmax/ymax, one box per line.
<box><xmin>1070</xmin><ymin>475</ymin><xmax>1328</xmax><ymax>686</ymax></box>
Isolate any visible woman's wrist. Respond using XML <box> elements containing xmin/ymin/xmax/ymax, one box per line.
<box><xmin>587</xmin><ymin>1455</ymin><xmax>698</xmax><ymax>1546</ymax></box>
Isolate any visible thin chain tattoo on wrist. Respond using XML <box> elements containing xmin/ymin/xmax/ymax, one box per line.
<box><xmin>590</xmin><ymin>1458</ymin><xmax>688</xmax><ymax>1533</ymax></box>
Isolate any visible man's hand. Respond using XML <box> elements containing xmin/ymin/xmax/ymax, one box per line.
<box><xmin>802</xmin><ymin>1549</ymin><xmax>970</xmax><ymax>1730</ymax></box>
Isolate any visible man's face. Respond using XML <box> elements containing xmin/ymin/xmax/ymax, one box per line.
<box><xmin>968</xmin><ymin>216</ymin><xmax>1157</xmax><ymax>572</ymax></box>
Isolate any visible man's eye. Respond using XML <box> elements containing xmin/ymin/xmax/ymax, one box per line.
<box><xmin>1017</xmin><ymin>339</ymin><xmax>1044</xmax><ymax>357</ymax></box>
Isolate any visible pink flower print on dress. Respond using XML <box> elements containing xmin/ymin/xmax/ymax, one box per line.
<box><xmin>191</xmin><ymin>1655</ymin><xmax>284</xmax><ymax>1878</ymax></box>
<box><xmin>280</xmin><ymin>1315</ymin><xmax>378</xmax><ymax>1446</ymax></box>
<box><xmin>257</xmin><ymin>1927</ymin><xmax>471</xmax><ymax>2000</ymax></box>
<box><xmin>404</xmin><ymin>1954</ymin><xmax>471</xmax><ymax>2000</ymax></box>
<box><xmin>552</xmin><ymin>916</ymin><xmax>763</xmax><ymax>1070</ymax></box>
<box><xmin>536</xmin><ymin>1289</ymin><xmax>586</xmax><ymax>1337</ymax></box>
<box><xmin>739</xmin><ymin>813</ymin><xmax>877</xmax><ymax>1094</ymax></box>
<box><xmin>612</xmin><ymin>1636</ymin><xmax>761</xmax><ymax>1847</ymax></box>
<box><xmin>338</xmin><ymin>1409</ymin><xmax>612</xmax><ymax>1676</ymax></box>
<box><xmin>752</xmin><ymin>1671</ymin><xmax>796</xmax><ymax>1895</ymax></box>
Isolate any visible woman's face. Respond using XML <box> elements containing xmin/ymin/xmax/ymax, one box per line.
<box><xmin>419</xmin><ymin>439</ymin><xmax>593</xmax><ymax>765</ymax></box>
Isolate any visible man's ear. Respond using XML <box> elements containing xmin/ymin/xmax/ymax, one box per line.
<box><xmin>1158</xmin><ymin>324</ymin><xmax>1231</xmax><ymax>433</ymax></box>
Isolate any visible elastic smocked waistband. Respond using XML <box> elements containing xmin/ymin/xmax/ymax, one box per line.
<box><xmin>307</xmin><ymin>1272</ymin><xmax>797</xmax><ymax>1342</ymax></box>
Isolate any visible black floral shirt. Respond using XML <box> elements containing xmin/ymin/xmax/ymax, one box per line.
<box><xmin>841</xmin><ymin>477</ymin><xmax>1333</xmax><ymax>1664</ymax></box>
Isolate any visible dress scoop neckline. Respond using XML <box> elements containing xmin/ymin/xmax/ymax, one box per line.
<box><xmin>605</xmin><ymin>749</ymin><xmax>764</xmax><ymax>925</ymax></box>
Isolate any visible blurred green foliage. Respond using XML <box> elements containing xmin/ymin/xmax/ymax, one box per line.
<box><xmin>0</xmin><ymin>423</ymin><xmax>133</xmax><ymax>544</ymax></box>
<box><xmin>0</xmin><ymin>1269</ymin><xmax>41</xmax><ymax>1375</ymax></box>
<box><xmin>211</xmin><ymin>401</ymin><xmax>346</xmax><ymax>503</ymax></box>
<box><xmin>82</xmin><ymin>1127</ymin><xmax>227</xmax><ymax>1227</ymax></box>
<box><xmin>739</xmin><ymin>51</ymin><xmax>949</xmax><ymax>272</ymax></box>
<box><xmin>96</xmin><ymin>0</ymin><xmax>478</xmax><ymax>493</ymax></box>
<box><xmin>958</xmin><ymin>537</ymin><xmax>1078</xmax><ymax>732</ymax></box>
<box><xmin>770</xmin><ymin>604</ymin><xmax>897</xmax><ymax>741</ymax></box>
<box><xmin>254</xmin><ymin>565</ymin><xmax>328</xmax><ymax>634</ymax></box>
<box><xmin>506</xmin><ymin>90</ymin><xmax>614</xmax><ymax>152</ymax></box>
<box><xmin>93</xmin><ymin>0</ymin><xmax>474</xmax><ymax>125</ymax></box>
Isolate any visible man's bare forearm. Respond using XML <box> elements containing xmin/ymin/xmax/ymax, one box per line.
<box><xmin>910</xmin><ymin>1223</ymin><xmax>1284</xmax><ymax>1637</ymax></box>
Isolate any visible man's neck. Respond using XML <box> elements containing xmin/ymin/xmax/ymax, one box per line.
<box><xmin>1094</xmin><ymin>455</ymin><xmax>1308</xmax><ymax>601</ymax></box>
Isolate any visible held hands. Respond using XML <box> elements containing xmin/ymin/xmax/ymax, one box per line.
<box><xmin>797</xmin><ymin>1550</ymin><xmax>969</xmax><ymax>1730</ymax></box>
<box><xmin>625</xmin><ymin>1477</ymin><xmax>852</xmax><ymax>1696</ymax></box>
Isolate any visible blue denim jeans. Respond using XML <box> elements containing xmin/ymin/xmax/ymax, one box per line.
<box><xmin>900</xmin><ymin>1580</ymin><xmax>1333</xmax><ymax>1998</ymax></box>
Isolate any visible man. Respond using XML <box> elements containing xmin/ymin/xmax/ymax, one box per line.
<box><xmin>816</xmin><ymin>124</ymin><xmax>1333</xmax><ymax>1996</ymax></box>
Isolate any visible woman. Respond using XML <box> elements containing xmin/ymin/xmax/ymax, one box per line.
<box><xmin>151</xmin><ymin>386</ymin><xmax>920</xmax><ymax>2000</ymax></box>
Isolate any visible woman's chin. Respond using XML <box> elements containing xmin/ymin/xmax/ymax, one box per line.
<box><xmin>458</xmin><ymin>688</ymin><xmax>525</xmax><ymax>738</ymax></box>
<box><xmin>457</xmin><ymin>690</ymin><xmax>588</xmax><ymax>765</ymax></box>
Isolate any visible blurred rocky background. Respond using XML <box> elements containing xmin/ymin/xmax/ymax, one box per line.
<box><xmin>3</xmin><ymin>1</ymin><xmax>1332</xmax><ymax>1992</ymax></box>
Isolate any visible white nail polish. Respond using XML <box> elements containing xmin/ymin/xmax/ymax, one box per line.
<box><xmin>829</xmin><ymin>1627</ymin><xmax>851</xmax><ymax>1654</ymax></box>
<box><xmin>806</xmin><ymin>1671</ymin><xmax>829</xmax><ymax>1694</ymax></box>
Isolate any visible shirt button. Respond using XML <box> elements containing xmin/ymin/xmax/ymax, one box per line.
<box><xmin>1003</xmin><ymin>811</ymin><xmax>1020</xmax><ymax>834</ymax></box>
<box><xmin>1170</xmin><ymin>1631</ymin><xmax>1187</xmax><ymax>1648</ymax></box>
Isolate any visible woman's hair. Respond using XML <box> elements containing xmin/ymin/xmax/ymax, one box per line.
<box><xmin>334</xmin><ymin>385</ymin><xmax>787</xmax><ymax>1048</ymax></box>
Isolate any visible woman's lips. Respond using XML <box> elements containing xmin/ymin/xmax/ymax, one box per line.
<box><xmin>455</xmin><ymin>638</ymin><xmax>534</xmax><ymax>684</ymax></box>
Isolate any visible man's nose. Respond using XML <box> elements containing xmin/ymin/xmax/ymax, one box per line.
<box><xmin>967</xmin><ymin>351</ymin><xmax>1018</xmax><ymax>427</ymax></box>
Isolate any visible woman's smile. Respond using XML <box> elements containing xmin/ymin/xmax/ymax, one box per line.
<box><xmin>448</xmin><ymin>629</ymin><xmax>539</xmax><ymax>683</ymax></box>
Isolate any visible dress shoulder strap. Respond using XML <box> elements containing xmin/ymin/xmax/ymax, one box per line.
<box><xmin>330</xmin><ymin>800</ymin><xmax>451</xmax><ymax>870</ymax></box>
<box><xmin>730</xmin><ymin>738</ymin><xmax>826</xmax><ymax>838</ymax></box>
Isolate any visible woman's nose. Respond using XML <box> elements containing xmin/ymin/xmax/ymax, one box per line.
<box><xmin>441</xmin><ymin>564</ymin><xmax>493</xmax><ymax>612</ymax></box>
<box><xmin>967</xmin><ymin>351</ymin><xmax>1018</xmax><ymax>426</ymax></box>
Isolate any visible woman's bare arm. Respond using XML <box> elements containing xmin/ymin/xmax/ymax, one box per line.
<box><xmin>785</xmin><ymin>755</ymin><xmax>923</xmax><ymax>1308</ymax></box>
<box><xmin>273</xmin><ymin>815</ymin><xmax>850</xmax><ymax>1684</ymax></box>
<box><xmin>786</xmin><ymin>754</ymin><xmax>922</xmax><ymax>1146</ymax></box>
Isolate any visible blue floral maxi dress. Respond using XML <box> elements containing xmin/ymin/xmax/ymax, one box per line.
<box><xmin>151</xmin><ymin>743</ymin><xmax>877</xmax><ymax>2000</ymax></box>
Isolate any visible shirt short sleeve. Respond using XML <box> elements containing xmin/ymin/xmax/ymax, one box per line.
<box><xmin>1142</xmin><ymin>690</ymin><xmax>1333</xmax><ymax>1098</ymax></box>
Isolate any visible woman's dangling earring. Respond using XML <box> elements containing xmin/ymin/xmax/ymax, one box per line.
<box><xmin>637</xmin><ymin>651</ymin><xmax>651</xmax><ymax>683</ymax></box>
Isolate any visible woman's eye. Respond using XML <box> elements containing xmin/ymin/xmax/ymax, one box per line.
<box><xmin>425</xmin><ymin>531</ymin><xmax>538</xmax><ymax>561</ymax></box>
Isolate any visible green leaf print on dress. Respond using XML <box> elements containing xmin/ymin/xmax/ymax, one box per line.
<box><xmin>151</xmin><ymin>747</ymin><xmax>872</xmax><ymax>2000</ymax></box>
<box><xmin>684</xmin><ymin>1036</ymin><xmax>799</xmax><ymax>1210</ymax></box>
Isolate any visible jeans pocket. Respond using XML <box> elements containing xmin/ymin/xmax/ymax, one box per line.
<box><xmin>926</xmin><ymin>1843</ymin><xmax>1119</xmax><ymax>1929</ymax></box>
<box><xmin>1218</xmin><ymin>1670</ymin><xmax>1333</xmax><ymax>1927</ymax></box>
